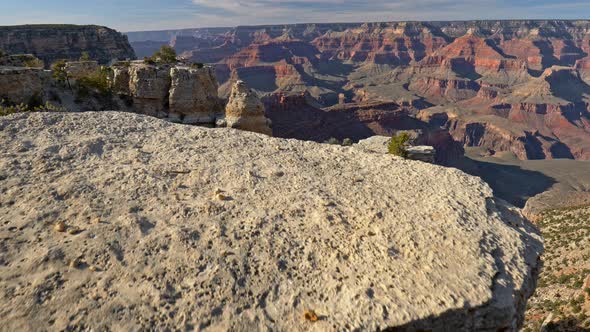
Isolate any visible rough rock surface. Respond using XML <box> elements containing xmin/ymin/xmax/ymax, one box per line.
<box><xmin>0</xmin><ymin>112</ymin><xmax>542</xmax><ymax>331</ymax></box>
<box><xmin>110</xmin><ymin>65</ymin><xmax>131</xmax><ymax>95</ymax></box>
<box><xmin>0</xmin><ymin>67</ymin><xmax>45</xmax><ymax>103</ymax></box>
<box><xmin>224</xmin><ymin>80</ymin><xmax>272</xmax><ymax>135</ymax></box>
<box><xmin>0</xmin><ymin>24</ymin><xmax>135</xmax><ymax>66</ymax></box>
<box><xmin>169</xmin><ymin>66</ymin><xmax>220</xmax><ymax>124</ymax></box>
<box><xmin>354</xmin><ymin>135</ymin><xmax>437</xmax><ymax>163</ymax></box>
<box><xmin>128</xmin><ymin>63</ymin><xmax>171</xmax><ymax>116</ymax></box>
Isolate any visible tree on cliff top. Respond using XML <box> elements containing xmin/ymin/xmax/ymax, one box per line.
<box><xmin>80</xmin><ymin>52</ymin><xmax>91</xmax><ymax>61</ymax></box>
<box><xmin>388</xmin><ymin>132</ymin><xmax>410</xmax><ymax>158</ymax></box>
<box><xmin>147</xmin><ymin>45</ymin><xmax>177</xmax><ymax>65</ymax></box>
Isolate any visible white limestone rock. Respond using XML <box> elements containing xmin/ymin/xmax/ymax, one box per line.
<box><xmin>0</xmin><ymin>112</ymin><xmax>542</xmax><ymax>331</ymax></box>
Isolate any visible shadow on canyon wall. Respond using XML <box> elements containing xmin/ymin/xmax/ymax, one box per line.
<box><xmin>458</xmin><ymin>157</ymin><xmax>557</xmax><ymax>208</ymax></box>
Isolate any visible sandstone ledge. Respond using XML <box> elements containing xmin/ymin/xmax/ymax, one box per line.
<box><xmin>0</xmin><ymin>112</ymin><xmax>542</xmax><ymax>331</ymax></box>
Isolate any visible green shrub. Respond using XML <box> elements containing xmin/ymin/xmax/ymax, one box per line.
<box><xmin>388</xmin><ymin>132</ymin><xmax>410</xmax><ymax>158</ymax></box>
<box><xmin>51</xmin><ymin>60</ymin><xmax>69</xmax><ymax>83</ymax></box>
<box><xmin>144</xmin><ymin>56</ymin><xmax>156</xmax><ymax>65</ymax></box>
<box><xmin>79</xmin><ymin>51</ymin><xmax>91</xmax><ymax>61</ymax></box>
<box><xmin>23</xmin><ymin>57</ymin><xmax>44</xmax><ymax>68</ymax></box>
<box><xmin>191</xmin><ymin>62</ymin><xmax>204</xmax><ymax>69</ymax></box>
<box><xmin>145</xmin><ymin>45</ymin><xmax>177</xmax><ymax>65</ymax></box>
<box><xmin>77</xmin><ymin>66</ymin><xmax>112</xmax><ymax>97</ymax></box>
<box><xmin>0</xmin><ymin>98</ymin><xmax>65</xmax><ymax>116</ymax></box>
<box><xmin>0</xmin><ymin>49</ymin><xmax>5</xmax><ymax>57</ymax></box>
<box><xmin>342</xmin><ymin>138</ymin><xmax>353</xmax><ymax>146</ymax></box>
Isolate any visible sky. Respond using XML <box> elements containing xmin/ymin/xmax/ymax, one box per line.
<box><xmin>1</xmin><ymin>0</ymin><xmax>589</xmax><ymax>32</ymax></box>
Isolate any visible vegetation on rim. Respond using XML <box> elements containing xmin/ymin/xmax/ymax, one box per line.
<box><xmin>523</xmin><ymin>204</ymin><xmax>590</xmax><ymax>332</ymax></box>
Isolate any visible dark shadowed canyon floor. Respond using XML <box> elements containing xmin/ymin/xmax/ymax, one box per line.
<box><xmin>459</xmin><ymin>148</ymin><xmax>590</xmax><ymax>217</ymax></box>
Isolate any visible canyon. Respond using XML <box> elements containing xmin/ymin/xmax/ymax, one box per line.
<box><xmin>126</xmin><ymin>20</ymin><xmax>590</xmax><ymax>162</ymax></box>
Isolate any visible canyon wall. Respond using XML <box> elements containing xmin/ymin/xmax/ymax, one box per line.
<box><xmin>0</xmin><ymin>25</ymin><xmax>136</xmax><ymax>66</ymax></box>
<box><xmin>126</xmin><ymin>20</ymin><xmax>590</xmax><ymax>161</ymax></box>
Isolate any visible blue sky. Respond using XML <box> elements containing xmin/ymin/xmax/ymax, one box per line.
<box><xmin>1</xmin><ymin>0</ymin><xmax>589</xmax><ymax>32</ymax></box>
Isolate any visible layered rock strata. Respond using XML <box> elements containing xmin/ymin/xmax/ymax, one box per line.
<box><xmin>0</xmin><ymin>24</ymin><xmax>135</xmax><ymax>66</ymax></box>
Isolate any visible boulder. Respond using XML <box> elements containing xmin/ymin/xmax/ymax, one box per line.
<box><xmin>354</xmin><ymin>135</ymin><xmax>391</xmax><ymax>154</ymax></box>
<box><xmin>354</xmin><ymin>135</ymin><xmax>437</xmax><ymax>163</ymax></box>
<box><xmin>224</xmin><ymin>80</ymin><xmax>272</xmax><ymax>135</ymax></box>
<box><xmin>169</xmin><ymin>66</ymin><xmax>220</xmax><ymax>125</ymax></box>
<box><xmin>0</xmin><ymin>111</ymin><xmax>543</xmax><ymax>331</ymax></box>
<box><xmin>128</xmin><ymin>63</ymin><xmax>171</xmax><ymax>117</ymax></box>
<box><xmin>407</xmin><ymin>145</ymin><xmax>437</xmax><ymax>163</ymax></box>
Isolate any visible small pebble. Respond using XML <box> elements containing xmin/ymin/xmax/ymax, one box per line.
<box><xmin>216</xmin><ymin>193</ymin><xmax>227</xmax><ymax>201</ymax></box>
<box><xmin>68</xmin><ymin>226</ymin><xmax>81</xmax><ymax>235</ymax></box>
<box><xmin>54</xmin><ymin>221</ymin><xmax>66</xmax><ymax>232</ymax></box>
<box><xmin>303</xmin><ymin>310</ymin><xmax>319</xmax><ymax>322</ymax></box>
<box><xmin>89</xmin><ymin>265</ymin><xmax>98</xmax><ymax>272</ymax></box>
<box><xmin>69</xmin><ymin>258</ymin><xmax>82</xmax><ymax>269</ymax></box>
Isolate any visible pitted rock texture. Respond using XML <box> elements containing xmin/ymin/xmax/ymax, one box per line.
<box><xmin>169</xmin><ymin>66</ymin><xmax>220</xmax><ymax>124</ymax></box>
<box><xmin>0</xmin><ymin>112</ymin><xmax>542</xmax><ymax>331</ymax></box>
<box><xmin>224</xmin><ymin>80</ymin><xmax>272</xmax><ymax>135</ymax></box>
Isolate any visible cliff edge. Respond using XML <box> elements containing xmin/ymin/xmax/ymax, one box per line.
<box><xmin>0</xmin><ymin>112</ymin><xmax>542</xmax><ymax>331</ymax></box>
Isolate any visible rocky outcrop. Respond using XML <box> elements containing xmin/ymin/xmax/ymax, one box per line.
<box><xmin>0</xmin><ymin>67</ymin><xmax>45</xmax><ymax>103</ymax></box>
<box><xmin>0</xmin><ymin>111</ymin><xmax>542</xmax><ymax>331</ymax></box>
<box><xmin>354</xmin><ymin>135</ymin><xmax>437</xmax><ymax>163</ymax></box>
<box><xmin>169</xmin><ymin>66</ymin><xmax>220</xmax><ymax>124</ymax></box>
<box><xmin>224</xmin><ymin>80</ymin><xmax>272</xmax><ymax>135</ymax></box>
<box><xmin>128</xmin><ymin>63</ymin><xmax>171</xmax><ymax>117</ymax></box>
<box><xmin>0</xmin><ymin>24</ymin><xmax>135</xmax><ymax>66</ymax></box>
<box><xmin>110</xmin><ymin>64</ymin><xmax>131</xmax><ymax>95</ymax></box>
<box><xmin>0</xmin><ymin>54</ymin><xmax>43</xmax><ymax>67</ymax></box>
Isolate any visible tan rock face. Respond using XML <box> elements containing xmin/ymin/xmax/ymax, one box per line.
<box><xmin>110</xmin><ymin>65</ymin><xmax>130</xmax><ymax>95</ymax></box>
<box><xmin>128</xmin><ymin>63</ymin><xmax>171</xmax><ymax>116</ymax></box>
<box><xmin>0</xmin><ymin>112</ymin><xmax>543</xmax><ymax>331</ymax></box>
<box><xmin>169</xmin><ymin>66</ymin><xmax>220</xmax><ymax>124</ymax></box>
<box><xmin>224</xmin><ymin>80</ymin><xmax>272</xmax><ymax>135</ymax></box>
<box><xmin>0</xmin><ymin>67</ymin><xmax>44</xmax><ymax>104</ymax></box>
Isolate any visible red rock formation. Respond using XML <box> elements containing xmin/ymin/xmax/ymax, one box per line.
<box><xmin>125</xmin><ymin>20</ymin><xmax>590</xmax><ymax>161</ymax></box>
<box><xmin>312</xmin><ymin>24</ymin><xmax>447</xmax><ymax>64</ymax></box>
